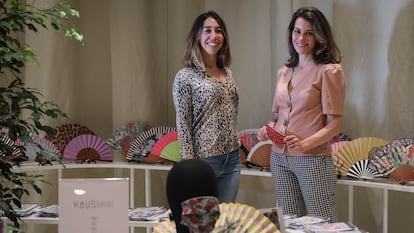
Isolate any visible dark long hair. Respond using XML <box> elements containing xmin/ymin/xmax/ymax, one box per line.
<box><xmin>286</xmin><ymin>6</ymin><xmax>342</xmax><ymax>67</ymax></box>
<box><xmin>183</xmin><ymin>11</ymin><xmax>231</xmax><ymax>70</ymax></box>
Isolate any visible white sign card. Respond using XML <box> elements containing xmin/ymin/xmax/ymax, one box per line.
<box><xmin>59</xmin><ymin>178</ymin><xmax>129</xmax><ymax>233</ymax></box>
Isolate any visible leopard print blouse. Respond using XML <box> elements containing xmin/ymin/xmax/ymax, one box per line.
<box><xmin>173</xmin><ymin>67</ymin><xmax>239</xmax><ymax>159</ymax></box>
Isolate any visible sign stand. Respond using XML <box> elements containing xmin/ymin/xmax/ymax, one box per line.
<box><xmin>59</xmin><ymin>178</ymin><xmax>129</xmax><ymax>233</ymax></box>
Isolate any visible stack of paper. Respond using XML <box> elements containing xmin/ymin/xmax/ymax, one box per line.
<box><xmin>129</xmin><ymin>206</ymin><xmax>170</xmax><ymax>222</ymax></box>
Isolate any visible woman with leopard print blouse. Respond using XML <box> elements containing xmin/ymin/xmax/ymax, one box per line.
<box><xmin>172</xmin><ymin>11</ymin><xmax>241</xmax><ymax>204</ymax></box>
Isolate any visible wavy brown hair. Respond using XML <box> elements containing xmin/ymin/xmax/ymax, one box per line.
<box><xmin>183</xmin><ymin>11</ymin><xmax>231</xmax><ymax>70</ymax></box>
<box><xmin>286</xmin><ymin>7</ymin><xmax>342</xmax><ymax>67</ymax></box>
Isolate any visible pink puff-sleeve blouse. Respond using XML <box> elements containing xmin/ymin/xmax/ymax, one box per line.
<box><xmin>271</xmin><ymin>64</ymin><xmax>345</xmax><ymax>156</ymax></box>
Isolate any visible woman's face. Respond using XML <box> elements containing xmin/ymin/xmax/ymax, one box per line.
<box><xmin>200</xmin><ymin>17</ymin><xmax>224</xmax><ymax>57</ymax></box>
<box><xmin>292</xmin><ymin>17</ymin><xmax>315</xmax><ymax>56</ymax></box>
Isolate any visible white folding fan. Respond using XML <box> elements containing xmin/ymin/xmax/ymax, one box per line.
<box><xmin>24</xmin><ymin>137</ymin><xmax>61</xmax><ymax>162</ymax></box>
<box><xmin>238</xmin><ymin>128</ymin><xmax>260</xmax><ymax>165</ymax></box>
<box><xmin>0</xmin><ymin>135</ymin><xmax>22</xmax><ymax>161</ymax></box>
<box><xmin>63</xmin><ymin>134</ymin><xmax>112</xmax><ymax>162</ymax></box>
<box><xmin>246</xmin><ymin>140</ymin><xmax>272</xmax><ymax>171</ymax></box>
<box><xmin>332</xmin><ymin>137</ymin><xmax>388</xmax><ymax>177</ymax></box>
<box><xmin>346</xmin><ymin>159</ymin><xmax>382</xmax><ymax>180</ymax></box>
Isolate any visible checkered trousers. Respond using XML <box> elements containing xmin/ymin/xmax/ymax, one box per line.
<box><xmin>270</xmin><ymin>152</ymin><xmax>338</xmax><ymax>223</ymax></box>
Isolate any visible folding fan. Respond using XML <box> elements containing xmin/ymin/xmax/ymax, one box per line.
<box><xmin>106</xmin><ymin>120</ymin><xmax>151</xmax><ymax>156</ymax></box>
<box><xmin>368</xmin><ymin>138</ymin><xmax>414</xmax><ymax>175</ymax></box>
<box><xmin>346</xmin><ymin>159</ymin><xmax>382</xmax><ymax>180</ymax></box>
<box><xmin>331</xmin><ymin>140</ymin><xmax>350</xmax><ymax>155</ymax></box>
<box><xmin>25</xmin><ymin>137</ymin><xmax>62</xmax><ymax>162</ymax></box>
<box><xmin>154</xmin><ymin>203</ymin><xmax>280</xmax><ymax>233</ymax></box>
<box><xmin>150</xmin><ymin>131</ymin><xmax>180</xmax><ymax>163</ymax></box>
<box><xmin>239</xmin><ymin>144</ymin><xmax>249</xmax><ymax>165</ymax></box>
<box><xmin>331</xmin><ymin>137</ymin><xmax>388</xmax><ymax>177</ymax></box>
<box><xmin>63</xmin><ymin>134</ymin><xmax>113</xmax><ymax>162</ymax></box>
<box><xmin>215</xmin><ymin>203</ymin><xmax>279</xmax><ymax>233</ymax></box>
<box><xmin>259</xmin><ymin>207</ymin><xmax>285</xmax><ymax>232</ymax></box>
<box><xmin>238</xmin><ymin>129</ymin><xmax>260</xmax><ymax>152</ymax></box>
<box><xmin>45</xmin><ymin>123</ymin><xmax>96</xmax><ymax>155</ymax></box>
<box><xmin>0</xmin><ymin>135</ymin><xmax>23</xmax><ymax>161</ymax></box>
<box><xmin>265</xmin><ymin>126</ymin><xmax>285</xmax><ymax>144</ymax></box>
<box><xmin>389</xmin><ymin>165</ymin><xmax>414</xmax><ymax>184</ymax></box>
<box><xmin>246</xmin><ymin>140</ymin><xmax>272</xmax><ymax>170</ymax></box>
<box><xmin>146</xmin><ymin>153</ymin><xmax>175</xmax><ymax>164</ymax></box>
<box><xmin>153</xmin><ymin>220</ymin><xmax>176</xmax><ymax>233</ymax></box>
<box><xmin>126</xmin><ymin>126</ymin><xmax>176</xmax><ymax>162</ymax></box>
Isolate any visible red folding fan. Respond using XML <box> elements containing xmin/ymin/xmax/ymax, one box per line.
<box><xmin>126</xmin><ymin>126</ymin><xmax>176</xmax><ymax>162</ymax></box>
<box><xmin>265</xmin><ymin>126</ymin><xmax>285</xmax><ymax>145</ymax></box>
<box><xmin>150</xmin><ymin>131</ymin><xmax>181</xmax><ymax>163</ymax></box>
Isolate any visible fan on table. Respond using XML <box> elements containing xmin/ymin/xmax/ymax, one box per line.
<box><xmin>368</xmin><ymin>138</ymin><xmax>414</xmax><ymax>176</ymax></box>
<box><xmin>150</xmin><ymin>131</ymin><xmax>180</xmax><ymax>163</ymax></box>
<box><xmin>332</xmin><ymin>137</ymin><xmax>388</xmax><ymax>178</ymax></box>
<box><xmin>246</xmin><ymin>140</ymin><xmax>272</xmax><ymax>171</ymax></box>
<box><xmin>25</xmin><ymin>137</ymin><xmax>62</xmax><ymax>163</ymax></box>
<box><xmin>63</xmin><ymin>134</ymin><xmax>112</xmax><ymax>162</ymax></box>
<box><xmin>153</xmin><ymin>203</ymin><xmax>280</xmax><ymax>233</ymax></box>
<box><xmin>0</xmin><ymin>135</ymin><xmax>23</xmax><ymax>161</ymax></box>
<box><xmin>238</xmin><ymin>129</ymin><xmax>260</xmax><ymax>164</ymax></box>
<box><xmin>126</xmin><ymin>126</ymin><xmax>176</xmax><ymax>163</ymax></box>
<box><xmin>215</xmin><ymin>203</ymin><xmax>279</xmax><ymax>233</ymax></box>
<box><xmin>346</xmin><ymin>159</ymin><xmax>382</xmax><ymax>180</ymax></box>
<box><xmin>106</xmin><ymin>120</ymin><xmax>151</xmax><ymax>156</ymax></box>
<box><xmin>45</xmin><ymin>123</ymin><xmax>96</xmax><ymax>155</ymax></box>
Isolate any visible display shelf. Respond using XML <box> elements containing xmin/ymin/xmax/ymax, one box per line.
<box><xmin>337</xmin><ymin>177</ymin><xmax>414</xmax><ymax>233</ymax></box>
<box><xmin>12</xmin><ymin>161</ymin><xmax>413</xmax><ymax>233</ymax></box>
<box><xmin>17</xmin><ymin>216</ymin><xmax>159</xmax><ymax>228</ymax></box>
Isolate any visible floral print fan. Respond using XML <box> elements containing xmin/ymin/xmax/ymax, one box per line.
<box><xmin>106</xmin><ymin>121</ymin><xmax>151</xmax><ymax>156</ymax></box>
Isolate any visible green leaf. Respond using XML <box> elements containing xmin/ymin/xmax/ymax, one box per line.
<box><xmin>0</xmin><ymin>0</ymin><xmax>80</xmax><ymax>228</ymax></box>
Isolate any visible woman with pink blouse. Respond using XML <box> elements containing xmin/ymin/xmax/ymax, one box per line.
<box><xmin>258</xmin><ymin>6</ymin><xmax>345</xmax><ymax>223</ymax></box>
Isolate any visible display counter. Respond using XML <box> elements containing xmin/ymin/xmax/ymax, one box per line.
<box><xmin>13</xmin><ymin>161</ymin><xmax>413</xmax><ymax>233</ymax></box>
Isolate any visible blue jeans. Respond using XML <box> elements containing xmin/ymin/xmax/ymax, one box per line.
<box><xmin>201</xmin><ymin>150</ymin><xmax>241</xmax><ymax>203</ymax></box>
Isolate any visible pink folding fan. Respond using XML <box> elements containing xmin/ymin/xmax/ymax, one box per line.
<box><xmin>126</xmin><ymin>126</ymin><xmax>176</xmax><ymax>162</ymax></box>
<box><xmin>63</xmin><ymin>134</ymin><xmax>112</xmax><ymax>162</ymax></box>
<box><xmin>45</xmin><ymin>123</ymin><xmax>96</xmax><ymax>155</ymax></box>
<box><xmin>150</xmin><ymin>131</ymin><xmax>180</xmax><ymax>163</ymax></box>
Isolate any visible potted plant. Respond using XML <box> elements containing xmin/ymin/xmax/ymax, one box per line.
<box><xmin>0</xmin><ymin>0</ymin><xmax>82</xmax><ymax>231</ymax></box>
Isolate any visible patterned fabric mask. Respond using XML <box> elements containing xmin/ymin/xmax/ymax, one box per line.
<box><xmin>180</xmin><ymin>196</ymin><xmax>220</xmax><ymax>233</ymax></box>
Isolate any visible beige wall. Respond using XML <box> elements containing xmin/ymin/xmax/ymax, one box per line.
<box><xmin>20</xmin><ymin>0</ymin><xmax>414</xmax><ymax>232</ymax></box>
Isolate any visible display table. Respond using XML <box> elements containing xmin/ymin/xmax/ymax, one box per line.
<box><xmin>13</xmin><ymin>161</ymin><xmax>414</xmax><ymax>233</ymax></box>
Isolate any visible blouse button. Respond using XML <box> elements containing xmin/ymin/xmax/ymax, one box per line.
<box><xmin>287</xmin><ymin>102</ymin><xmax>291</xmax><ymax>108</ymax></box>
<box><xmin>283</xmin><ymin>120</ymin><xmax>288</xmax><ymax>126</ymax></box>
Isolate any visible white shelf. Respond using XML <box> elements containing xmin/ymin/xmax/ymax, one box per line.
<box><xmin>12</xmin><ymin>161</ymin><xmax>412</xmax><ymax>233</ymax></box>
<box><xmin>18</xmin><ymin>216</ymin><xmax>159</xmax><ymax>228</ymax></box>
